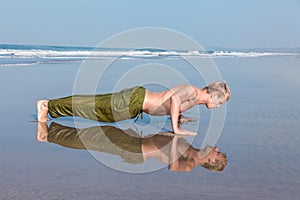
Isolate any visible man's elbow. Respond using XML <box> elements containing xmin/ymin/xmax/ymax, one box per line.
<box><xmin>171</xmin><ymin>95</ymin><xmax>180</xmax><ymax>105</ymax></box>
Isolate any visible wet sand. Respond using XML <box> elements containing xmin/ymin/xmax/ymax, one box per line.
<box><xmin>0</xmin><ymin>56</ymin><xmax>299</xmax><ymax>199</ymax></box>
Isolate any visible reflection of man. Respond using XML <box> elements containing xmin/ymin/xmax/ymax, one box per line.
<box><xmin>37</xmin><ymin>122</ymin><xmax>227</xmax><ymax>172</ymax></box>
<box><xmin>37</xmin><ymin>82</ymin><xmax>230</xmax><ymax>135</ymax></box>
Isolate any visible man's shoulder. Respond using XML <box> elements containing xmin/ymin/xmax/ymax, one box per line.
<box><xmin>171</xmin><ymin>84</ymin><xmax>196</xmax><ymax>90</ymax></box>
<box><xmin>177</xmin><ymin>84</ymin><xmax>194</xmax><ymax>87</ymax></box>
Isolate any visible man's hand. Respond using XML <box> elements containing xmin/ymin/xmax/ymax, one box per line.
<box><xmin>170</xmin><ymin>95</ymin><xmax>198</xmax><ymax>136</ymax></box>
<box><xmin>179</xmin><ymin>116</ymin><xmax>197</xmax><ymax>123</ymax></box>
<box><xmin>174</xmin><ymin>128</ymin><xmax>197</xmax><ymax>136</ymax></box>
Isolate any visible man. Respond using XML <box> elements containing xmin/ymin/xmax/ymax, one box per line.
<box><xmin>37</xmin><ymin>81</ymin><xmax>230</xmax><ymax>135</ymax></box>
<box><xmin>36</xmin><ymin>121</ymin><xmax>227</xmax><ymax>172</ymax></box>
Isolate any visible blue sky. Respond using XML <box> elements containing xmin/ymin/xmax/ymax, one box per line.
<box><xmin>0</xmin><ymin>0</ymin><xmax>300</xmax><ymax>48</ymax></box>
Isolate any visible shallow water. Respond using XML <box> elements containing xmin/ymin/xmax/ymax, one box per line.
<box><xmin>0</xmin><ymin>56</ymin><xmax>299</xmax><ymax>199</ymax></box>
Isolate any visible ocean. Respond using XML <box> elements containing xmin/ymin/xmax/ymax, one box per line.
<box><xmin>0</xmin><ymin>44</ymin><xmax>299</xmax><ymax>199</ymax></box>
<box><xmin>0</xmin><ymin>44</ymin><xmax>299</xmax><ymax>66</ymax></box>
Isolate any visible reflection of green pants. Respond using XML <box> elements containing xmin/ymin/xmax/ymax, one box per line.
<box><xmin>47</xmin><ymin>122</ymin><xmax>144</xmax><ymax>164</ymax></box>
<box><xmin>48</xmin><ymin>87</ymin><xmax>146</xmax><ymax>122</ymax></box>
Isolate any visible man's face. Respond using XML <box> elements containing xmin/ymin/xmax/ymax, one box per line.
<box><xmin>206</xmin><ymin>102</ymin><xmax>221</xmax><ymax>109</ymax></box>
<box><xmin>205</xmin><ymin>97</ymin><xmax>225</xmax><ymax>109</ymax></box>
<box><xmin>206</xmin><ymin>147</ymin><xmax>226</xmax><ymax>165</ymax></box>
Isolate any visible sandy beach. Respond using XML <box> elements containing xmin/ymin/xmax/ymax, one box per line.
<box><xmin>0</xmin><ymin>55</ymin><xmax>299</xmax><ymax>199</ymax></box>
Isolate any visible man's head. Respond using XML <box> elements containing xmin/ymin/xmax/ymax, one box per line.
<box><xmin>199</xmin><ymin>146</ymin><xmax>227</xmax><ymax>171</ymax></box>
<box><xmin>203</xmin><ymin>81</ymin><xmax>231</xmax><ymax>109</ymax></box>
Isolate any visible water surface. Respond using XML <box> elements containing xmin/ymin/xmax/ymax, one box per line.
<box><xmin>0</xmin><ymin>56</ymin><xmax>299</xmax><ymax>199</ymax></box>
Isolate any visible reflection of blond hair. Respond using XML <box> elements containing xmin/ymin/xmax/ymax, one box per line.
<box><xmin>203</xmin><ymin>81</ymin><xmax>231</xmax><ymax>102</ymax></box>
<box><xmin>201</xmin><ymin>154</ymin><xmax>228</xmax><ymax>171</ymax></box>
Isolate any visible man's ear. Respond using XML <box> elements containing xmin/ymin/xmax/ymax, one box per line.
<box><xmin>211</xmin><ymin>92</ymin><xmax>219</xmax><ymax>104</ymax></box>
<box><xmin>209</xmin><ymin>158</ymin><xmax>216</xmax><ymax>165</ymax></box>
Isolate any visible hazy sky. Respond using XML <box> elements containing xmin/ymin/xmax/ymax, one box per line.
<box><xmin>1</xmin><ymin>0</ymin><xmax>299</xmax><ymax>48</ymax></box>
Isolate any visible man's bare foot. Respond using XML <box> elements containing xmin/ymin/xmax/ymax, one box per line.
<box><xmin>37</xmin><ymin>100</ymin><xmax>49</xmax><ymax>122</ymax></box>
<box><xmin>36</xmin><ymin>122</ymin><xmax>49</xmax><ymax>142</ymax></box>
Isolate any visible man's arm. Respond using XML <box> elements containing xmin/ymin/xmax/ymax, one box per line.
<box><xmin>169</xmin><ymin>136</ymin><xmax>193</xmax><ymax>172</ymax></box>
<box><xmin>170</xmin><ymin>94</ymin><xmax>197</xmax><ymax>135</ymax></box>
<box><xmin>170</xmin><ymin>95</ymin><xmax>180</xmax><ymax>133</ymax></box>
<box><xmin>169</xmin><ymin>135</ymin><xmax>180</xmax><ymax>171</ymax></box>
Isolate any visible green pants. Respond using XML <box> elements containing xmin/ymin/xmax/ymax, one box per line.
<box><xmin>48</xmin><ymin>87</ymin><xmax>146</xmax><ymax>122</ymax></box>
<box><xmin>48</xmin><ymin>122</ymin><xmax>144</xmax><ymax>164</ymax></box>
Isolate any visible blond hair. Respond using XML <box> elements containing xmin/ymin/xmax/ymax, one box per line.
<box><xmin>203</xmin><ymin>81</ymin><xmax>231</xmax><ymax>102</ymax></box>
<box><xmin>201</xmin><ymin>153</ymin><xmax>228</xmax><ymax>171</ymax></box>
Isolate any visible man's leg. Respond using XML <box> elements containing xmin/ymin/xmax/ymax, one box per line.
<box><xmin>37</xmin><ymin>95</ymin><xmax>108</xmax><ymax>122</ymax></box>
<box><xmin>37</xmin><ymin>100</ymin><xmax>49</xmax><ymax>122</ymax></box>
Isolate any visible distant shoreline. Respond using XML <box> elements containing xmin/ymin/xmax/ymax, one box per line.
<box><xmin>1</xmin><ymin>44</ymin><xmax>299</xmax><ymax>67</ymax></box>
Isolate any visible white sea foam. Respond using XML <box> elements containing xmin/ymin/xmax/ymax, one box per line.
<box><xmin>1</xmin><ymin>45</ymin><xmax>299</xmax><ymax>66</ymax></box>
<box><xmin>0</xmin><ymin>62</ymin><xmax>40</xmax><ymax>67</ymax></box>
<box><xmin>0</xmin><ymin>48</ymin><xmax>298</xmax><ymax>58</ymax></box>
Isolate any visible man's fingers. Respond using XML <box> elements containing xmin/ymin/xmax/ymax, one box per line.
<box><xmin>179</xmin><ymin>117</ymin><xmax>198</xmax><ymax>123</ymax></box>
<box><xmin>175</xmin><ymin>130</ymin><xmax>197</xmax><ymax>136</ymax></box>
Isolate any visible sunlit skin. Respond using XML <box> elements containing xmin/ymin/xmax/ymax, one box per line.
<box><xmin>168</xmin><ymin>136</ymin><xmax>224</xmax><ymax>172</ymax></box>
<box><xmin>36</xmin><ymin>122</ymin><xmax>48</xmax><ymax>142</ymax></box>
<box><xmin>141</xmin><ymin>134</ymin><xmax>225</xmax><ymax>172</ymax></box>
<box><xmin>37</xmin><ymin>84</ymin><xmax>228</xmax><ymax>136</ymax></box>
<box><xmin>36</xmin><ymin>122</ymin><xmax>226</xmax><ymax>172</ymax></box>
<box><xmin>142</xmin><ymin>84</ymin><xmax>227</xmax><ymax>135</ymax></box>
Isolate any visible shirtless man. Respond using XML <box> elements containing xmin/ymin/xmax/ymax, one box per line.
<box><xmin>37</xmin><ymin>121</ymin><xmax>227</xmax><ymax>172</ymax></box>
<box><xmin>37</xmin><ymin>81</ymin><xmax>230</xmax><ymax>135</ymax></box>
